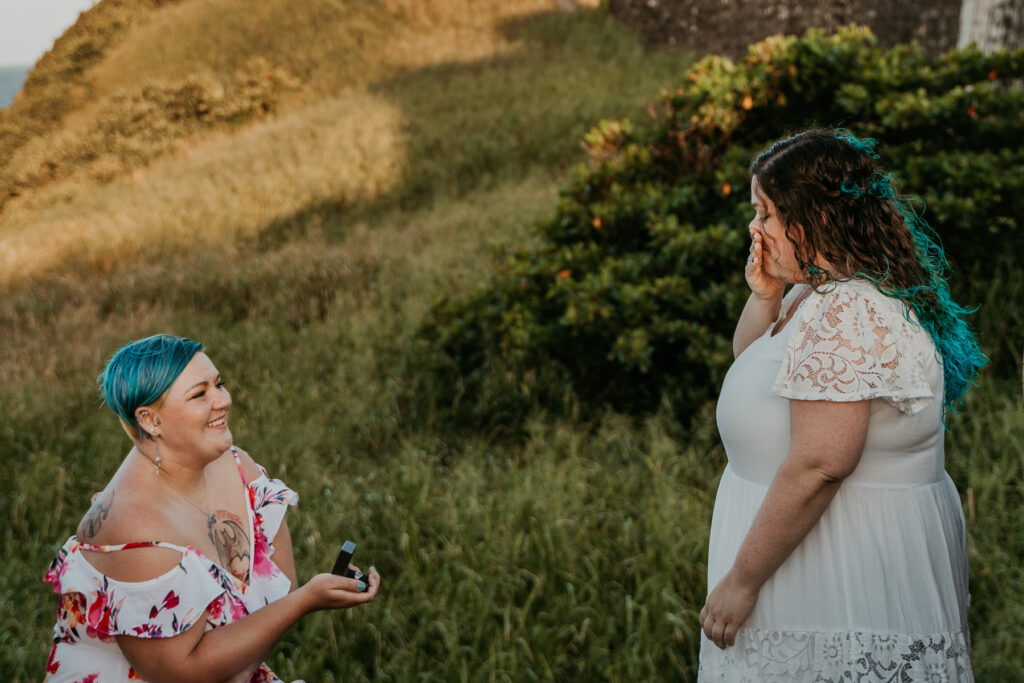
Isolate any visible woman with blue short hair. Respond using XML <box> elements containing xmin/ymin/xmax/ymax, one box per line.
<box><xmin>44</xmin><ymin>334</ymin><xmax>379</xmax><ymax>682</ymax></box>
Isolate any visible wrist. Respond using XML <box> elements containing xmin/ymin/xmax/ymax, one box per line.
<box><xmin>752</xmin><ymin>288</ymin><xmax>783</xmax><ymax>303</ymax></box>
<box><xmin>291</xmin><ymin>582</ymin><xmax>317</xmax><ymax>616</ymax></box>
<box><xmin>726</xmin><ymin>565</ymin><xmax>764</xmax><ymax>595</ymax></box>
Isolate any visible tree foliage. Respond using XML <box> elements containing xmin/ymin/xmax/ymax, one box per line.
<box><xmin>420</xmin><ymin>26</ymin><xmax>1024</xmax><ymax>427</ymax></box>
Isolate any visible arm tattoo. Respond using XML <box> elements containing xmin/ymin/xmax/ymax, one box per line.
<box><xmin>207</xmin><ymin>515</ymin><xmax>251</xmax><ymax>580</ymax></box>
<box><xmin>80</xmin><ymin>493</ymin><xmax>114</xmax><ymax>539</ymax></box>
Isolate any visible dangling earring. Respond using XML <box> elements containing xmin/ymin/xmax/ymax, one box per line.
<box><xmin>140</xmin><ymin>414</ymin><xmax>163</xmax><ymax>475</ymax></box>
<box><xmin>153</xmin><ymin>441</ymin><xmax>163</xmax><ymax>476</ymax></box>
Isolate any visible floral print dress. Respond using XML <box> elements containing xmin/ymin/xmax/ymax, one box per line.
<box><xmin>44</xmin><ymin>448</ymin><xmax>299</xmax><ymax>683</ymax></box>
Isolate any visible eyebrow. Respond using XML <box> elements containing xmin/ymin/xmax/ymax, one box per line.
<box><xmin>187</xmin><ymin>375</ymin><xmax>221</xmax><ymax>393</ymax></box>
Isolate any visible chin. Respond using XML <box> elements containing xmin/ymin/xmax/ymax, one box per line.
<box><xmin>209</xmin><ymin>428</ymin><xmax>233</xmax><ymax>453</ymax></box>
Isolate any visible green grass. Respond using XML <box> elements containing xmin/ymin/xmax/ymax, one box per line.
<box><xmin>3</xmin><ymin>8</ymin><xmax>1023</xmax><ymax>681</ymax></box>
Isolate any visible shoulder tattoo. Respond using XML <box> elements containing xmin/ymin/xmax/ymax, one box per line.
<box><xmin>80</xmin><ymin>492</ymin><xmax>114</xmax><ymax>540</ymax></box>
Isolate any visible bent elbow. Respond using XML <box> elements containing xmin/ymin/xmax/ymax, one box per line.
<box><xmin>816</xmin><ymin>468</ymin><xmax>846</xmax><ymax>485</ymax></box>
<box><xmin>785</xmin><ymin>452</ymin><xmax>860</xmax><ymax>486</ymax></box>
<box><xmin>815</xmin><ymin>456</ymin><xmax>860</xmax><ymax>484</ymax></box>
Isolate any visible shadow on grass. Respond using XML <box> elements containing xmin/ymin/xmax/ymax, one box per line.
<box><xmin>255</xmin><ymin>10</ymin><xmax>693</xmax><ymax>250</ymax></box>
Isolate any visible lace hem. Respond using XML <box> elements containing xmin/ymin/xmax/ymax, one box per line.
<box><xmin>699</xmin><ymin>626</ymin><xmax>972</xmax><ymax>682</ymax></box>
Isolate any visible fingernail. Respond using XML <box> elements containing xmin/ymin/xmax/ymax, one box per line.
<box><xmin>370</xmin><ymin>566</ymin><xmax>377</xmax><ymax>573</ymax></box>
<box><xmin>357</xmin><ymin>581</ymin><xmax>366</xmax><ymax>591</ymax></box>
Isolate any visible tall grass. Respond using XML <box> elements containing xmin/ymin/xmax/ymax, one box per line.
<box><xmin>0</xmin><ymin>8</ymin><xmax>733</xmax><ymax>681</ymax></box>
<box><xmin>3</xmin><ymin>5</ymin><xmax>1022</xmax><ymax>681</ymax></box>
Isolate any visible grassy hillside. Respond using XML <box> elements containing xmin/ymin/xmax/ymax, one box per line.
<box><xmin>0</xmin><ymin>0</ymin><xmax>555</xmax><ymax>284</ymax></box>
<box><xmin>0</xmin><ymin>2</ymin><xmax>727</xmax><ymax>680</ymax></box>
<box><xmin>3</xmin><ymin>2</ymin><xmax>1022</xmax><ymax>681</ymax></box>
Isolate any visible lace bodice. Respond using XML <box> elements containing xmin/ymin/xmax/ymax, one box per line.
<box><xmin>772</xmin><ymin>280</ymin><xmax>935</xmax><ymax>414</ymax></box>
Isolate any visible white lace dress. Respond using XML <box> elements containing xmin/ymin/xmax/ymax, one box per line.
<box><xmin>699</xmin><ymin>279</ymin><xmax>972</xmax><ymax>682</ymax></box>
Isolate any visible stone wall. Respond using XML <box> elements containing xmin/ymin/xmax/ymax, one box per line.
<box><xmin>607</xmin><ymin>0</ymin><xmax>963</xmax><ymax>58</ymax></box>
<box><xmin>959</xmin><ymin>0</ymin><xmax>1024</xmax><ymax>50</ymax></box>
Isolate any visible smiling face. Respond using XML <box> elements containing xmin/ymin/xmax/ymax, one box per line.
<box><xmin>749</xmin><ymin>176</ymin><xmax>805</xmax><ymax>284</ymax></box>
<box><xmin>139</xmin><ymin>352</ymin><xmax>232</xmax><ymax>462</ymax></box>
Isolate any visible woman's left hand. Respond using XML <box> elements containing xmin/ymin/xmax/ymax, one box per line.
<box><xmin>699</xmin><ymin>570</ymin><xmax>760</xmax><ymax>649</ymax></box>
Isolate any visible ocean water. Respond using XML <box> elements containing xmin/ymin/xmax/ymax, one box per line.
<box><xmin>0</xmin><ymin>65</ymin><xmax>31</xmax><ymax>108</ymax></box>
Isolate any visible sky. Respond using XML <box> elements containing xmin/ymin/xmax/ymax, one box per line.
<box><xmin>0</xmin><ymin>0</ymin><xmax>101</xmax><ymax>66</ymax></box>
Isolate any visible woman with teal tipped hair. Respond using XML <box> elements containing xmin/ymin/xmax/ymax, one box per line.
<box><xmin>697</xmin><ymin>130</ymin><xmax>984</xmax><ymax>681</ymax></box>
<box><xmin>44</xmin><ymin>334</ymin><xmax>380</xmax><ymax>682</ymax></box>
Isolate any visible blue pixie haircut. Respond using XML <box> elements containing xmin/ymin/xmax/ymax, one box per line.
<box><xmin>98</xmin><ymin>334</ymin><xmax>203</xmax><ymax>432</ymax></box>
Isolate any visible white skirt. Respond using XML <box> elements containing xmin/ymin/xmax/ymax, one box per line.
<box><xmin>698</xmin><ymin>465</ymin><xmax>973</xmax><ymax>682</ymax></box>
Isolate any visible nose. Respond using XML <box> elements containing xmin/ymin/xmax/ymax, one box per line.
<box><xmin>214</xmin><ymin>385</ymin><xmax>232</xmax><ymax>411</ymax></box>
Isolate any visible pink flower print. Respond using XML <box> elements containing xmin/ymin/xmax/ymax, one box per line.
<box><xmin>46</xmin><ymin>644</ymin><xmax>60</xmax><ymax>674</ymax></box>
<box><xmin>45</xmin><ymin>547</ymin><xmax>73</xmax><ymax>592</ymax></box>
<box><xmin>86</xmin><ymin>591</ymin><xmax>108</xmax><ymax>632</ymax></box>
<box><xmin>162</xmin><ymin>590</ymin><xmax>180</xmax><ymax>610</ymax></box>
<box><xmin>131</xmin><ymin>623</ymin><xmax>164</xmax><ymax>637</ymax></box>
<box><xmin>229</xmin><ymin>596</ymin><xmax>248</xmax><ymax>620</ymax></box>
<box><xmin>251</xmin><ymin>533</ymin><xmax>276</xmax><ymax>579</ymax></box>
<box><xmin>122</xmin><ymin>541</ymin><xmax>158</xmax><ymax>550</ymax></box>
<box><xmin>76</xmin><ymin>675</ymin><xmax>99</xmax><ymax>683</ymax></box>
<box><xmin>85</xmin><ymin>591</ymin><xmax>120</xmax><ymax>642</ymax></box>
<box><xmin>206</xmin><ymin>595</ymin><xmax>225</xmax><ymax>621</ymax></box>
<box><xmin>251</xmin><ymin>664</ymin><xmax>277</xmax><ymax>682</ymax></box>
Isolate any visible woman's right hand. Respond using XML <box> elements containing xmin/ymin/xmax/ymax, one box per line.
<box><xmin>745</xmin><ymin>229</ymin><xmax>785</xmax><ymax>301</ymax></box>
<box><xmin>300</xmin><ymin>567</ymin><xmax>380</xmax><ymax>612</ymax></box>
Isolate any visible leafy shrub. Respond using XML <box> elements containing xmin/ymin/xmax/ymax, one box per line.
<box><xmin>420</xmin><ymin>26</ymin><xmax>1024</xmax><ymax>426</ymax></box>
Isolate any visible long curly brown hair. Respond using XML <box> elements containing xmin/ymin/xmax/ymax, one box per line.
<box><xmin>749</xmin><ymin>128</ymin><xmax>986</xmax><ymax>409</ymax></box>
<box><xmin>750</xmin><ymin>128</ymin><xmax>924</xmax><ymax>289</ymax></box>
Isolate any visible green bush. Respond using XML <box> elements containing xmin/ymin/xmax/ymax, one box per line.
<box><xmin>421</xmin><ymin>26</ymin><xmax>1024</xmax><ymax>426</ymax></box>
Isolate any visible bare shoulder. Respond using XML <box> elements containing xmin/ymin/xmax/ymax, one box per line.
<box><xmin>76</xmin><ymin>482</ymin><xmax>169</xmax><ymax>545</ymax></box>
<box><xmin>75</xmin><ymin>483</ymin><xmax>185</xmax><ymax>581</ymax></box>
<box><xmin>228</xmin><ymin>444</ymin><xmax>265</xmax><ymax>482</ymax></box>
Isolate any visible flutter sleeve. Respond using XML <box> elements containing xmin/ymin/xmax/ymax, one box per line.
<box><xmin>771</xmin><ymin>280</ymin><xmax>935</xmax><ymax>415</ymax></box>
<box><xmin>45</xmin><ymin>540</ymin><xmax>225</xmax><ymax>641</ymax></box>
<box><xmin>249</xmin><ymin>465</ymin><xmax>299</xmax><ymax>545</ymax></box>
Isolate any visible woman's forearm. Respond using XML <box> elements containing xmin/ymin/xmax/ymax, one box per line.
<box><xmin>184</xmin><ymin>589</ymin><xmax>311</xmax><ymax>682</ymax></box>
<box><xmin>733</xmin><ymin>291</ymin><xmax>782</xmax><ymax>357</ymax></box>
<box><xmin>729</xmin><ymin>458</ymin><xmax>841</xmax><ymax>590</ymax></box>
<box><xmin>120</xmin><ymin>571</ymin><xmax>377</xmax><ymax>683</ymax></box>
<box><xmin>119</xmin><ymin>587</ymin><xmax>312</xmax><ymax>683</ymax></box>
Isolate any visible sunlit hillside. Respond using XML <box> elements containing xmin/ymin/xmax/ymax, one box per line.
<box><xmin>0</xmin><ymin>0</ymin><xmax>555</xmax><ymax>286</ymax></box>
<box><xmin>1</xmin><ymin>3</ymin><xmax>721</xmax><ymax>680</ymax></box>
<box><xmin>8</xmin><ymin>2</ymin><xmax>1021</xmax><ymax>679</ymax></box>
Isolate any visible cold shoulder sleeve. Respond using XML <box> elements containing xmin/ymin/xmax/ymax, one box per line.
<box><xmin>44</xmin><ymin>540</ymin><xmax>224</xmax><ymax>641</ymax></box>
<box><xmin>771</xmin><ymin>280</ymin><xmax>935</xmax><ymax>415</ymax></box>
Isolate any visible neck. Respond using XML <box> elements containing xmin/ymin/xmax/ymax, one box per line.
<box><xmin>133</xmin><ymin>442</ymin><xmax>208</xmax><ymax>492</ymax></box>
